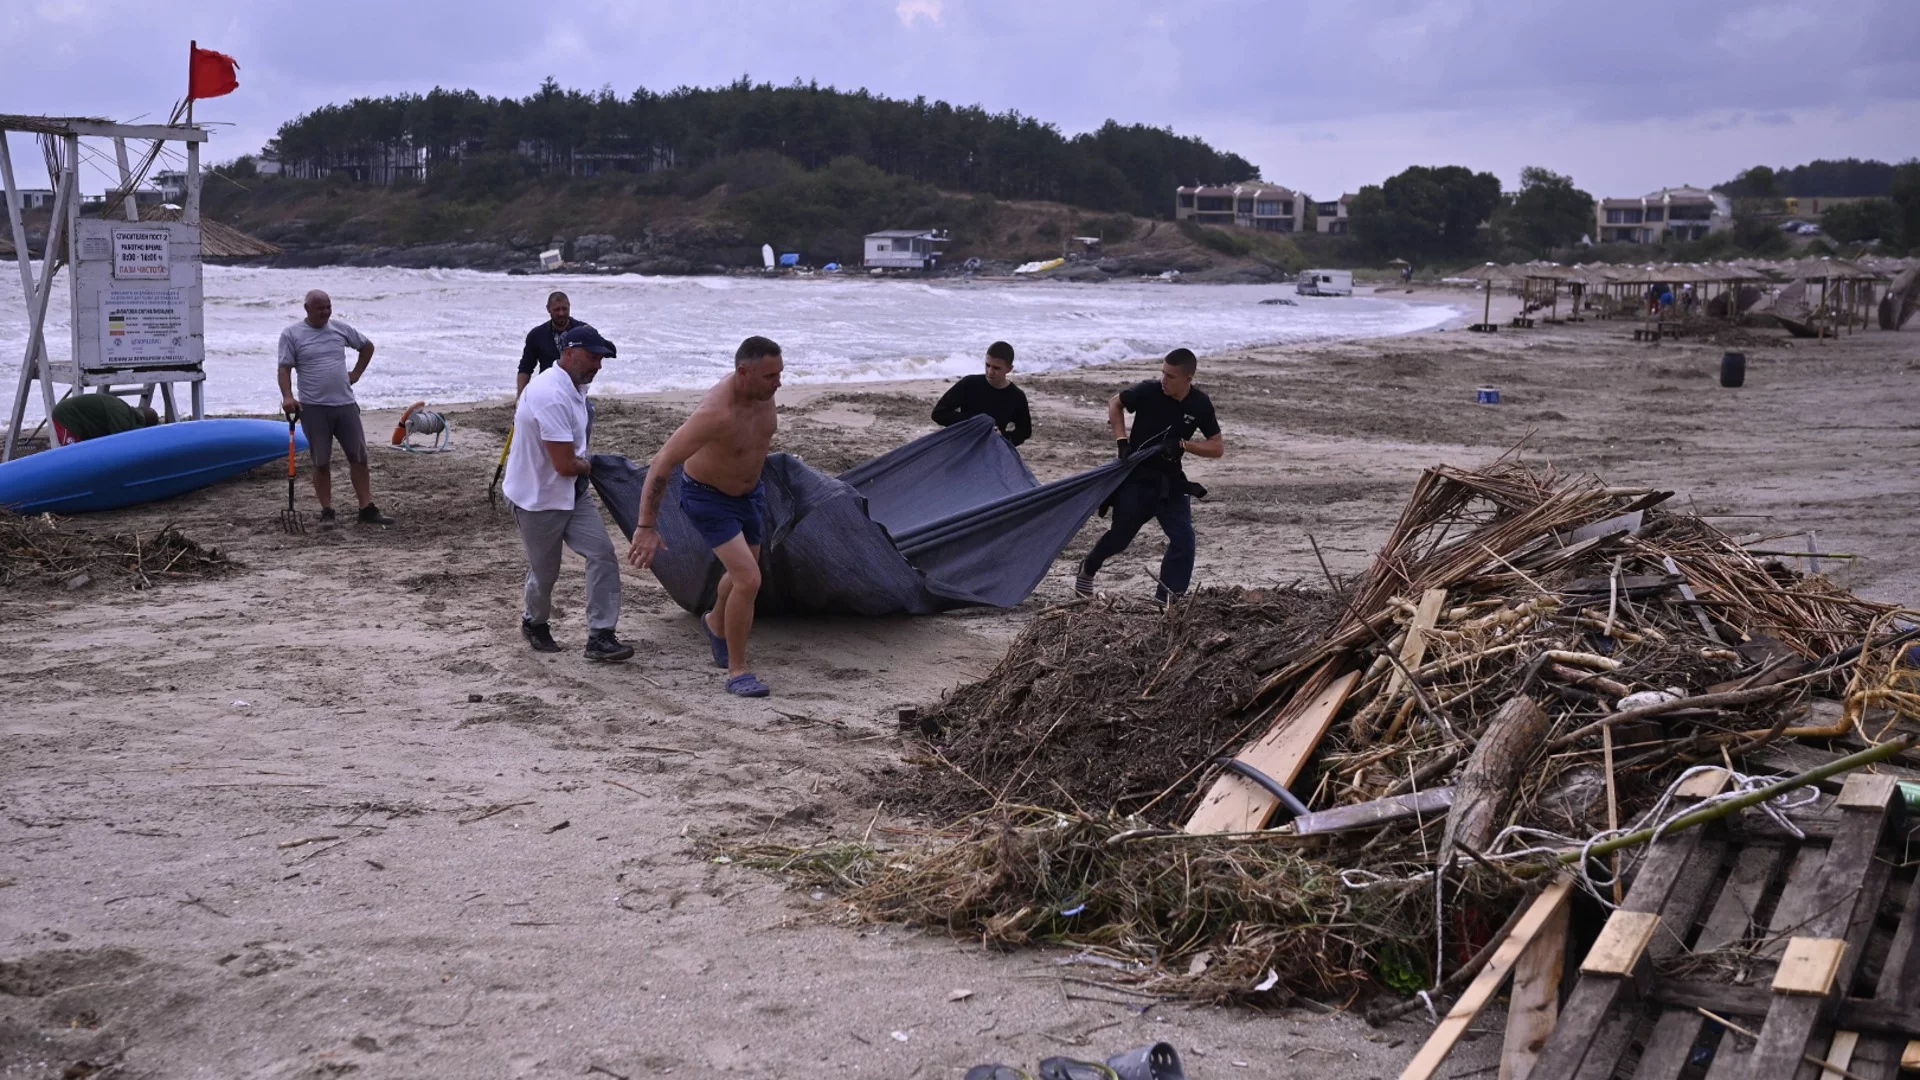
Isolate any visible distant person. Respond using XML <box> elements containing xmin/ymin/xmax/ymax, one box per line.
<box><xmin>930</xmin><ymin>340</ymin><xmax>1032</xmax><ymax>446</ymax></box>
<box><xmin>1681</xmin><ymin>284</ymin><xmax>1697</xmax><ymax>315</ymax></box>
<box><xmin>1659</xmin><ymin>287</ymin><xmax>1675</xmax><ymax>312</ymax></box>
<box><xmin>517</xmin><ymin>291</ymin><xmax>588</xmax><ymax>397</ymax></box>
<box><xmin>1075</xmin><ymin>348</ymin><xmax>1223</xmax><ymax>603</ymax></box>
<box><xmin>277</xmin><ymin>289</ymin><xmax>394</xmax><ymax>529</ymax></box>
<box><xmin>627</xmin><ymin>336</ymin><xmax>784</xmax><ymax>698</ymax></box>
<box><xmin>1401</xmin><ymin>264</ymin><xmax>1414</xmax><ymax>285</ymax></box>
<box><xmin>50</xmin><ymin>394</ymin><xmax>158</xmax><ymax>445</ymax></box>
<box><xmin>503</xmin><ymin>325</ymin><xmax>634</xmax><ymax>663</ymax></box>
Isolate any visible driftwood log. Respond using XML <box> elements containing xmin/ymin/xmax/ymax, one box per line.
<box><xmin>1442</xmin><ymin>695</ymin><xmax>1549</xmax><ymax>860</ymax></box>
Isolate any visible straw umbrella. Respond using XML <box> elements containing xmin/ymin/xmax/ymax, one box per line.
<box><xmin>1456</xmin><ymin>263</ymin><xmax>1510</xmax><ymax>328</ymax></box>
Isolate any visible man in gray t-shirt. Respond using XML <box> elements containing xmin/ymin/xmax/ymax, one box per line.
<box><xmin>276</xmin><ymin>289</ymin><xmax>395</xmax><ymax>528</ymax></box>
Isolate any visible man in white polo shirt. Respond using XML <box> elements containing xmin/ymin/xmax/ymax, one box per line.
<box><xmin>502</xmin><ymin>325</ymin><xmax>634</xmax><ymax>662</ymax></box>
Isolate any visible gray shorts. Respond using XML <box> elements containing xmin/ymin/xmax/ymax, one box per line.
<box><xmin>298</xmin><ymin>403</ymin><xmax>368</xmax><ymax>468</ymax></box>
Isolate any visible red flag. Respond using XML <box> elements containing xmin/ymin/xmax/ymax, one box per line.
<box><xmin>188</xmin><ymin>42</ymin><xmax>239</xmax><ymax>100</ymax></box>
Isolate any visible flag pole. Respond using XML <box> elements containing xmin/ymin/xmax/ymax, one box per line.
<box><xmin>186</xmin><ymin>40</ymin><xmax>195</xmax><ymax>127</ymax></box>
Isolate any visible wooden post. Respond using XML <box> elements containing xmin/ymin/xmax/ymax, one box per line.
<box><xmin>1445</xmin><ymin>695</ymin><xmax>1548</xmax><ymax>857</ymax></box>
<box><xmin>3</xmin><ymin>136</ymin><xmax>77</xmax><ymax>461</ymax></box>
<box><xmin>112</xmin><ymin>136</ymin><xmax>138</xmax><ymax>221</ymax></box>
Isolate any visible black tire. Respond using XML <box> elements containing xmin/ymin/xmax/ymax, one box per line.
<box><xmin>1720</xmin><ymin>352</ymin><xmax>1746</xmax><ymax>388</ymax></box>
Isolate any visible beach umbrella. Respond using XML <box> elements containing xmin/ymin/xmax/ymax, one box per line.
<box><xmin>1456</xmin><ymin>263</ymin><xmax>1508</xmax><ymax>325</ymax></box>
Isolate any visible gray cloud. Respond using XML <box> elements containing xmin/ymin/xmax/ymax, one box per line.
<box><xmin>2</xmin><ymin>0</ymin><xmax>1913</xmax><ymax>202</ymax></box>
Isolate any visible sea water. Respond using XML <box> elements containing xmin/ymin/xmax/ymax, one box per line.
<box><xmin>1</xmin><ymin>266</ymin><xmax>1456</xmax><ymax>419</ymax></box>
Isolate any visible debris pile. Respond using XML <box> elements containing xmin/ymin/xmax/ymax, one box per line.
<box><xmin>890</xmin><ymin>585</ymin><xmax>1341</xmax><ymax>822</ymax></box>
<box><xmin>746</xmin><ymin>460</ymin><xmax>1918</xmax><ymax>1002</ymax></box>
<box><xmin>0</xmin><ymin>514</ymin><xmax>235</xmax><ymax>592</ymax></box>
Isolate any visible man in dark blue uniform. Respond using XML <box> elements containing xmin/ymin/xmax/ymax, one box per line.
<box><xmin>1075</xmin><ymin>348</ymin><xmax>1223</xmax><ymax>602</ymax></box>
<box><xmin>517</xmin><ymin>291</ymin><xmax>588</xmax><ymax>397</ymax></box>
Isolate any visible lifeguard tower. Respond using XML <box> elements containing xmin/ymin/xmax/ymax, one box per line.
<box><xmin>2</xmin><ymin>114</ymin><xmax>209</xmax><ymax>460</ymax></box>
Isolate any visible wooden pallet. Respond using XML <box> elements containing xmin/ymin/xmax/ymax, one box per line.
<box><xmin>1402</xmin><ymin>770</ymin><xmax>1920</xmax><ymax>1080</ymax></box>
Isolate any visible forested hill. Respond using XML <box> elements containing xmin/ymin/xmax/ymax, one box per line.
<box><xmin>263</xmin><ymin>78</ymin><xmax>1259</xmax><ymax>219</ymax></box>
<box><xmin>1716</xmin><ymin>158</ymin><xmax>1904</xmax><ymax>198</ymax></box>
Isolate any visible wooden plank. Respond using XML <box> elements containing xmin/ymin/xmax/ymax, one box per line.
<box><xmin>1674</xmin><ymin>767</ymin><xmax>1732</xmax><ymax>800</ymax></box>
<box><xmin>1695</xmin><ymin>843</ymin><xmax>1789</xmax><ymax>954</ymax></box>
<box><xmin>1819</xmin><ymin>1031</ymin><xmax>1861</xmax><ymax>1080</ymax></box>
<box><xmin>1531</xmin><ymin>812</ymin><xmax>1720</xmax><ymax>1079</ymax></box>
<box><xmin>1397</xmin><ymin>874</ymin><xmax>1576</xmax><ymax>1080</ymax></box>
<box><xmin>1837</xmin><ymin>772</ymin><xmax>1899</xmax><ymax>811</ymax></box>
<box><xmin>1745</xmin><ymin>788</ymin><xmax>1895</xmax><ymax>1078</ymax></box>
<box><xmin>1185</xmin><ymin>671</ymin><xmax>1358</xmax><ymax>834</ymax></box>
<box><xmin>1500</xmin><ymin>894</ymin><xmax>1569</xmax><ymax>1080</ymax></box>
<box><xmin>1581</xmin><ymin>910</ymin><xmax>1662</xmax><ymax>976</ymax></box>
<box><xmin>1570</xmin><ymin>509</ymin><xmax>1646</xmax><ymax>544</ymax></box>
<box><xmin>1290</xmin><ymin>786</ymin><xmax>1453</xmax><ymax>836</ymax></box>
<box><xmin>1633</xmin><ymin>1010</ymin><xmax>1709</xmax><ymax>1079</ymax></box>
<box><xmin>1647</xmin><ymin>981</ymin><xmax>1920</xmax><ymax>1039</ymax></box>
<box><xmin>1383</xmin><ymin>588</ymin><xmax>1447</xmax><ymax>703</ymax></box>
<box><xmin>1773</xmin><ymin>937</ymin><xmax>1847</xmax><ymax>996</ymax></box>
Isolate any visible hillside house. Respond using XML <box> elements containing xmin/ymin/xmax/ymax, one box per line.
<box><xmin>10</xmin><ymin>189</ymin><xmax>56</xmax><ymax>212</ymax></box>
<box><xmin>1175</xmin><ymin>183</ymin><xmax>1306</xmax><ymax>233</ymax></box>
<box><xmin>863</xmin><ymin>229</ymin><xmax>948</xmax><ymax>270</ymax></box>
<box><xmin>1314</xmin><ymin>193</ymin><xmax>1354</xmax><ymax>234</ymax></box>
<box><xmin>1595</xmin><ymin>186</ymin><xmax>1731</xmax><ymax>244</ymax></box>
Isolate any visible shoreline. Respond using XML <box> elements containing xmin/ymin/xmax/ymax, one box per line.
<box><xmin>1</xmin><ymin>281</ymin><xmax>1469</xmax><ymax>434</ymax></box>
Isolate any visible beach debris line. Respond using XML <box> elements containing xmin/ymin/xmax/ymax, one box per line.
<box><xmin>0</xmin><ymin>513</ymin><xmax>236</xmax><ymax>591</ymax></box>
<box><xmin>739</xmin><ymin>458</ymin><xmax>1916</xmax><ymax>1004</ymax></box>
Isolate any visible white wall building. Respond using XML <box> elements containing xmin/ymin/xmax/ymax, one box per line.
<box><xmin>863</xmin><ymin>229</ymin><xmax>948</xmax><ymax>270</ymax></box>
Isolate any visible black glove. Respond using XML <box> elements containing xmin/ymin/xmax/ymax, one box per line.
<box><xmin>1115</xmin><ymin>439</ymin><xmax>1130</xmax><ymax>460</ymax></box>
<box><xmin>1159</xmin><ymin>437</ymin><xmax>1185</xmax><ymax>462</ymax></box>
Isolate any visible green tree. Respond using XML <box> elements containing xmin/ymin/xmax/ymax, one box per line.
<box><xmin>1349</xmin><ymin>165</ymin><xmax>1502</xmax><ymax>262</ymax></box>
<box><xmin>1501</xmin><ymin>166</ymin><xmax>1596</xmax><ymax>256</ymax></box>
<box><xmin>1721</xmin><ymin>165</ymin><xmax>1778</xmax><ymax>198</ymax></box>
<box><xmin>1819</xmin><ymin>198</ymin><xmax>1900</xmax><ymax>244</ymax></box>
<box><xmin>1892</xmin><ymin>161</ymin><xmax>1920</xmax><ymax>251</ymax></box>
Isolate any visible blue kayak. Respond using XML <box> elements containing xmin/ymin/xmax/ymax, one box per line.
<box><xmin>0</xmin><ymin>419</ymin><xmax>307</xmax><ymax>515</ymax></box>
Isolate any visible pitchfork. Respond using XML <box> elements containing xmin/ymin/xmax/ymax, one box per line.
<box><xmin>281</xmin><ymin>407</ymin><xmax>306</xmax><ymax>534</ymax></box>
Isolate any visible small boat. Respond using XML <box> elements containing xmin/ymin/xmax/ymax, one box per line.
<box><xmin>0</xmin><ymin>418</ymin><xmax>306</xmax><ymax>515</ymax></box>
<box><xmin>1013</xmin><ymin>258</ymin><xmax>1065</xmax><ymax>275</ymax></box>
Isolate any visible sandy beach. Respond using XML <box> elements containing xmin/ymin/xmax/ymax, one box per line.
<box><xmin>4</xmin><ymin>290</ymin><xmax>1917</xmax><ymax>1078</ymax></box>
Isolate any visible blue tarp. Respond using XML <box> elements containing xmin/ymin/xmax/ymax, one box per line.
<box><xmin>589</xmin><ymin>415</ymin><xmax>1147</xmax><ymax>616</ymax></box>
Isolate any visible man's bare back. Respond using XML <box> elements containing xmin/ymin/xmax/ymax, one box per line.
<box><xmin>682</xmin><ymin>373</ymin><xmax>778</xmax><ymax>496</ymax></box>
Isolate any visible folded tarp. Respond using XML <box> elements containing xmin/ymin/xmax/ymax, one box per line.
<box><xmin>590</xmin><ymin>414</ymin><xmax>1147</xmax><ymax>616</ymax></box>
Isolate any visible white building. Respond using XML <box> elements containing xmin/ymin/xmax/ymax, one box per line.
<box><xmin>863</xmin><ymin>229</ymin><xmax>948</xmax><ymax>270</ymax></box>
<box><xmin>1175</xmin><ymin>182</ymin><xmax>1307</xmax><ymax>233</ymax></box>
<box><xmin>12</xmin><ymin>189</ymin><xmax>55</xmax><ymax>211</ymax></box>
<box><xmin>1595</xmin><ymin>186</ymin><xmax>1732</xmax><ymax>244</ymax></box>
<box><xmin>1314</xmin><ymin>193</ymin><xmax>1354</xmax><ymax>234</ymax></box>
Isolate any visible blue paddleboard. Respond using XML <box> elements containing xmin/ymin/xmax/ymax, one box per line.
<box><xmin>0</xmin><ymin>419</ymin><xmax>308</xmax><ymax>515</ymax></box>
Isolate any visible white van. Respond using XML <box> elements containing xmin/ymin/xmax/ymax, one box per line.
<box><xmin>1295</xmin><ymin>269</ymin><xmax>1353</xmax><ymax>297</ymax></box>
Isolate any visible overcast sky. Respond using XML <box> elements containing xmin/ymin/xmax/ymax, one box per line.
<box><xmin>3</xmin><ymin>0</ymin><xmax>1915</xmax><ymax>201</ymax></box>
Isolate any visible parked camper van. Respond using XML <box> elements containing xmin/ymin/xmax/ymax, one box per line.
<box><xmin>1295</xmin><ymin>269</ymin><xmax>1353</xmax><ymax>297</ymax></box>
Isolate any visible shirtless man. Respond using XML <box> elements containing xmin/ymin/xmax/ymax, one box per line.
<box><xmin>627</xmin><ymin>336</ymin><xmax>784</xmax><ymax>697</ymax></box>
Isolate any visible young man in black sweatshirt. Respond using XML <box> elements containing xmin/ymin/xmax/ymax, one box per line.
<box><xmin>1076</xmin><ymin>347</ymin><xmax>1224</xmax><ymax>602</ymax></box>
<box><xmin>931</xmin><ymin>340</ymin><xmax>1032</xmax><ymax>446</ymax></box>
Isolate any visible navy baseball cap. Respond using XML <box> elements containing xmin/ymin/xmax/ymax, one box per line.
<box><xmin>559</xmin><ymin>324</ymin><xmax>617</xmax><ymax>358</ymax></box>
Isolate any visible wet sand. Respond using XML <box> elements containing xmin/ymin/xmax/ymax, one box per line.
<box><xmin>4</xmin><ymin>291</ymin><xmax>1916</xmax><ymax>1077</ymax></box>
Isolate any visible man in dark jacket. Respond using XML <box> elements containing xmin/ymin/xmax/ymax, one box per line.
<box><xmin>517</xmin><ymin>291</ymin><xmax>589</xmax><ymax>397</ymax></box>
<box><xmin>51</xmin><ymin>393</ymin><xmax>159</xmax><ymax>444</ymax></box>
<box><xmin>931</xmin><ymin>340</ymin><xmax>1032</xmax><ymax>446</ymax></box>
<box><xmin>1075</xmin><ymin>348</ymin><xmax>1223</xmax><ymax>602</ymax></box>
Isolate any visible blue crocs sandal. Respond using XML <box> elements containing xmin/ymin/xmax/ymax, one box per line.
<box><xmin>725</xmin><ymin>672</ymin><xmax>770</xmax><ymax>698</ymax></box>
<box><xmin>700</xmin><ymin>611</ymin><xmax>728</xmax><ymax>669</ymax></box>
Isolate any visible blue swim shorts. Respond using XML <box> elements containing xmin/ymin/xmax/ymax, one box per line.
<box><xmin>678</xmin><ymin>473</ymin><xmax>766</xmax><ymax>548</ymax></box>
